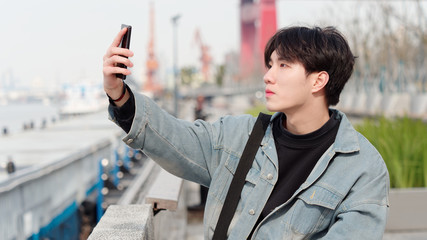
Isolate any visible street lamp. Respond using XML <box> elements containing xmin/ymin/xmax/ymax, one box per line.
<box><xmin>171</xmin><ymin>14</ymin><xmax>181</xmax><ymax>117</ymax></box>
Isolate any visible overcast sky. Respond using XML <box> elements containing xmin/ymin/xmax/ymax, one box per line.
<box><xmin>0</xmin><ymin>0</ymin><xmax>425</xmax><ymax>88</ymax></box>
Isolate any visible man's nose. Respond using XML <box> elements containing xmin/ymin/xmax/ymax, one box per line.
<box><xmin>263</xmin><ymin>68</ymin><xmax>274</xmax><ymax>84</ymax></box>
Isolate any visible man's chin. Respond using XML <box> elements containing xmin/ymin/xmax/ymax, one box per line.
<box><xmin>265</xmin><ymin>105</ymin><xmax>276</xmax><ymax>113</ymax></box>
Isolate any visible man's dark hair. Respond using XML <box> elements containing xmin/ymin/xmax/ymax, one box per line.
<box><xmin>264</xmin><ymin>26</ymin><xmax>355</xmax><ymax>106</ymax></box>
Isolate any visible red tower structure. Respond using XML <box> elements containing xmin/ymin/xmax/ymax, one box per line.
<box><xmin>239</xmin><ymin>0</ymin><xmax>277</xmax><ymax>79</ymax></box>
<box><xmin>145</xmin><ymin>2</ymin><xmax>161</xmax><ymax>93</ymax></box>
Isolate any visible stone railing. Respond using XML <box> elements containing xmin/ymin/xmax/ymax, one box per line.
<box><xmin>88</xmin><ymin>160</ymin><xmax>186</xmax><ymax>240</ymax></box>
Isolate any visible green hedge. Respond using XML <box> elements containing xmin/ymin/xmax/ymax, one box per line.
<box><xmin>356</xmin><ymin>116</ymin><xmax>427</xmax><ymax>188</ymax></box>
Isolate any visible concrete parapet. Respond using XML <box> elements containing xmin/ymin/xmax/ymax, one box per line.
<box><xmin>411</xmin><ymin>94</ymin><xmax>427</xmax><ymax>117</ymax></box>
<box><xmin>386</xmin><ymin>188</ymin><xmax>427</xmax><ymax>231</ymax></box>
<box><xmin>352</xmin><ymin>91</ymin><xmax>368</xmax><ymax>114</ymax></box>
<box><xmin>381</xmin><ymin>93</ymin><xmax>411</xmax><ymax>117</ymax></box>
<box><xmin>337</xmin><ymin>92</ymin><xmax>354</xmax><ymax>111</ymax></box>
<box><xmin>338</xmin><ymin>92</ymin><xmax>427</xmax><ymax>120</ymax></box>
<box><xmin>88</xmin><ymin>204</ymin><xmax>154</xmax><ymax>240</ymax></box>
<box><xmin>145</xmin><ymin>168</ymin><xmax>183</xmax><ymax>211</ymax></box>
<box><xmin>366</xmin><ymin>92</ymin><xmax>383</xmax><ymax>115</ymax></box>
<box><xmin>152</xmin><ymin>184</ymin><xmax>188</xmax><ymax>240</ymax></box>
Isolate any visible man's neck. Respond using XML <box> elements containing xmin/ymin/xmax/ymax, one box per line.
<box><xmin>283</xmin><ymin>105</ymin><xmax>330</xmax><ymax>135</ymax></box>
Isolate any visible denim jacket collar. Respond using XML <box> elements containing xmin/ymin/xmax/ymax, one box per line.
<box><xmin>263</xmin><ymin>109</ymin><xmax>361</xmax><ymax>191</ymax></box>
<box><xmin>266</xmin><ymin>109</ymin><xmax>360</xmax><ymax>154</ymax></box>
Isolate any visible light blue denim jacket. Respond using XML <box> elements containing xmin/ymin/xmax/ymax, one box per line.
<box><xmin>109</xmin><ymin>92</ymin><xmax>390</xmax><ymax>240</ymax></box>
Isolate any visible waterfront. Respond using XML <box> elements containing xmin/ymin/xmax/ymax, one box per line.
<box><xmin>0</xmin><ymin>110</ymin><xmax>122</xmax><ymax>239</ymax></box>
<box><xmin>0</xmin><ymin>102</ymin><xmax>60</xmax><ymax>135</ymax></box>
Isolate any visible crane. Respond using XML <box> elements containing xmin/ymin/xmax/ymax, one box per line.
<box><xmin>194</xmin><ymin>28</ymin><xmax>213</xmax><ymax>83</ymax></box>
<box><xmin>145</xmin><ymin>2</ymin><xmax>160</xmax><ymax>93</ymax></box>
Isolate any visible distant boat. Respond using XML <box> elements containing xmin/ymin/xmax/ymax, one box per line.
<box><xmin>59</xmin><ymin>82</ymin><xmax>107</xmax><ymax>116</ymax></box>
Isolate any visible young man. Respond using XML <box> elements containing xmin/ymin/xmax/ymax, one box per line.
<box><xmin>103</xmin><ymin>26</ymin><xmax>389</xmax><ymax>239</ymax></box>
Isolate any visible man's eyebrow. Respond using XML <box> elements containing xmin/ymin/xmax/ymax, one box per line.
<box><xmin>277</xmin><ymin>56</ymin><xmax>287</xmax><ymax>61</ymax></box>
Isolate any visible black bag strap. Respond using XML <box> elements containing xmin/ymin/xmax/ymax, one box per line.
<box><xmin>212</xmin><ymin>112</ymin><xmax>271</xmax><ymax>240</ymax></box>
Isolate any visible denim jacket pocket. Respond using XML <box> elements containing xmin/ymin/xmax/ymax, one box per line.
<box><xmin>224</xmin><ymin>153</ymin><xmax>259</xmax><ymax>195</ymax></box>
<box><xmin>225</xmin><ymin>153</ymin><xmax>259</xmax><ymax>183</ymax></box>
<box><xmin>207</xmin><ymin>153</ymin><xmax>260</xmax><ymax>238</ymax></box>
<box><xmin>289</xmin><ymin>185</ymin><xmax>343</xmax><ymax>235</ymax></box>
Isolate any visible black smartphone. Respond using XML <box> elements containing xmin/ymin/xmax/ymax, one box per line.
<box><xmin>116</xmin><ymin>24</ymin><xmax>132</xmax><ymax>80</ymax></box>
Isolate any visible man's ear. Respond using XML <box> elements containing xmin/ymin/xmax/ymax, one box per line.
<box><xmin>312</xmin><ymin>71</ymin><xmax>329</xmax><ymax>93</ymax></box>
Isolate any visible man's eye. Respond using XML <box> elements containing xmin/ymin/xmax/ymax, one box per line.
<box><xmin>280</xmin><ymin>63</ymin><xmax>287</xmax><ymax>67</ymax></box>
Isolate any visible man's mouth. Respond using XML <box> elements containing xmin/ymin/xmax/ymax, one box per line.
<box><xmin>265</xmin><ymin>89</ymin><xmax>274</xmax><ymax>97</ymax></box>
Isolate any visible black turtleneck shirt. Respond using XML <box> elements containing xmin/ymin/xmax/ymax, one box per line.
<box><xmin>259</xmin><ymin>111</ymin><xmax>340</xmax><ymax>222</ymax></box>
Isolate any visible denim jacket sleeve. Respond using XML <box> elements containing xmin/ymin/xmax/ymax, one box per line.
<box><xmin>109</xmin><ymin>92</ymin><xmax>213</xmax><ymax>186</ymax></box>
<box><xmin>108</xmin><ymin>91</ymin><xmax>256</xmax><ymax>187</ymax></box>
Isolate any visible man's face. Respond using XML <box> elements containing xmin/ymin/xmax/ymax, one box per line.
<box><xmin>264</xmin><ymin>50</ymin><xmax>316</xmax><ymax>114</ymax></box>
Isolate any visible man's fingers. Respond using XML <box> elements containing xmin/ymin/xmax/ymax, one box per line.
<box><xmin>110</xmin><ymin>27</ymin><xmax>128</xmax><ymax>48</ymax></box>
<box><xmin>104</xmin><ymin>55</ymin><xmax>134</xmax><ymax>68</ymax></box>
<box><xmin>103</xmin><ymin>66</ymin><xmax>131</xmax><ymax>77</ymax></box>
<box><xmin>111</xmin><ymin>47</ymin><xmax>134</xmax><ymax>58</ymax></box>
<box><xmin>104</xmin><ymin>47</ymin><xmax>134</xmax><ymax>61</ymax></box>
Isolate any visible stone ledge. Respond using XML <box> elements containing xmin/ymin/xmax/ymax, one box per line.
<box><xmin>88</xmin><ymin>204</ymin><xmax>154</xmax><ymax>240</ymax></box>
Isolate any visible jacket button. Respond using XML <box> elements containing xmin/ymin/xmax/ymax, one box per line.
<box><xmin>249</xmin><ymin>209</ymin><xmax>255</xmax><ymax>215</ymax></box>
<box><xmin>267</xmin><ymin>174</ymin><xmax>273</xmax><ymax>180</ymax></box>
<box><xmin>126</xmin><ymin>139</ymin><xmax>133</xmax><ymax>144</ymax></box>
